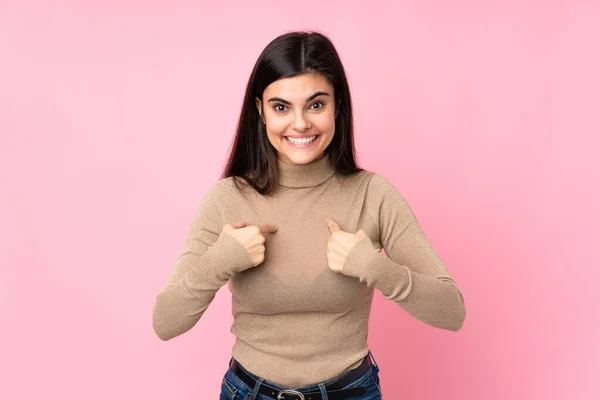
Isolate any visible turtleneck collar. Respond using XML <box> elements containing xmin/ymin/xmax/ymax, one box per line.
<box><xmin>276</xmin><ymin>153</ymin><xmax>336</xmax><ymax>188</ymax></box>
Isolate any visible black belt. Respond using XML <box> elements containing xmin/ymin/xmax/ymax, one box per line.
<box><xmin>229</xmin><ymin>355</ymin><xmax>371</xmax><ymax>400</ymax></box>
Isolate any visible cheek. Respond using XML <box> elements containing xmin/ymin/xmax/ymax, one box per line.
<box><xmin>315</xmin><ymin>113</ymin><xmax>336</xmax><ymax>134</ymax></box>
<box><xmin>265</xmin><ymin>115</ymin><xmax>288</xmax><ymax>136</ymax></box>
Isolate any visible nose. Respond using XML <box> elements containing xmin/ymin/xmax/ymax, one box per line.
<box><xmin>291</xmin><ymin>110</ymin><xmax>311</xmax><ymax>132</ymax></box>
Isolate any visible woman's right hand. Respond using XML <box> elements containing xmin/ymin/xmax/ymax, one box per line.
<box><xmin>221</xmin><ymin>222</ymin><xmax>278</xmax><ymax>267</ymax></box>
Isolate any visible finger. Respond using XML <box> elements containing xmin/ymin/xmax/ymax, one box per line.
<box><xmin>327</xmin><ymin>218</ymin><xmax>341</xmax><ymax>233</ymax></box>
<box><xmin>223</xmin><ymin>222</ymin><xmax>247</xmax><ymax>232</ymax></box>
<box><xmin>258</xmin><ymin>223</ymin><xmax>278</xmax><ymax>234</ymax></box>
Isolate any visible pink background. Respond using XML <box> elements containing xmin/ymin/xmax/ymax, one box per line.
<box><xmin>1</xmin><ymin>1</ymin><xmax>598</xmax><ymax>399</ymax></box>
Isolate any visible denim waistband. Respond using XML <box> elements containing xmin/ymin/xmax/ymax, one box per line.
<box><xmin>228</xmin><ymin>350</ymin><xmax>380</xmax><ymax>392</ymax></box>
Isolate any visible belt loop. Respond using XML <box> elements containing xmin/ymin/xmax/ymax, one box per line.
<box><xmin>249</xmin><ymin>376</ymin><xmax>264</xmax><ymax>400</ymax></box>
<box><xmin>318</xmin><ymin>382</ymin><xmax>328</xmax><ymax>400</ymax></box>
<box><xmin>368</xmin><ymin>350</ymin><xmax>380</xmax><ymax>372</ymax></box>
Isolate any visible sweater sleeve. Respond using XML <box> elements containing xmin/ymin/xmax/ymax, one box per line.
<box><xmin>343</xmin><ymin>174</ymin><xmax>466</xmax><ymax>331</ymax></box>
<box><xmin>152</xmin><ymin>180</ymin><xmax>254</xmax><ymax>341</ymax></box>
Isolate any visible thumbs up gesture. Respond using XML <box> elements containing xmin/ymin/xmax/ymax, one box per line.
<box><xmin>222</xmin><ymin>222</ymin><xmax>278</xmax><ymax>268</ymax></box>
<box><xmin>326</xmin><ymin>218</ymin><xmax>369</xmax><ymax>274</ymax></box>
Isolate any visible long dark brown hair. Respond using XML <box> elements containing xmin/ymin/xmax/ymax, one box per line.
<box><xmin>221</xmin><ymin>31</ymin><xmax>363</xmax><ymax>195</ymax></box>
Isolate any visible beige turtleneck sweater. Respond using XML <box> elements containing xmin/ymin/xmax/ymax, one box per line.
<box><xmin>152</xmin><ymin>153</ymin><xmax>466</xmax><ymax>387</ymax></box>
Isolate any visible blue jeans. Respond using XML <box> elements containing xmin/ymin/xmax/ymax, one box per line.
<box><xmin>219</xmin><ymin>350</ymin><xmax>383</xmax><ymax>400</ymax></box>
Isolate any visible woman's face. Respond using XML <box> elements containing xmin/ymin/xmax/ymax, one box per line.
<box><xmin>256</xmin><ymin>72</ymin><xmax>336</xmax><ymax>165</ymax></box>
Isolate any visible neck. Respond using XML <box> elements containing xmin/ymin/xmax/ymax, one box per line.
<box><xmin>276</xmin><ymin>153</ymin><xmax>336</xmax><ymax>188</ymax></box>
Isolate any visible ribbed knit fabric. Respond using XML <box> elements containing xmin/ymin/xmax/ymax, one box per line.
<box><xmin>152</xmin><ymin>153</ymin><xmax>466</xmax><ymax>387</ymax></box>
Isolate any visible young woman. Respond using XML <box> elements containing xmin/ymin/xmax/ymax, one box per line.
<box><xmin>152</xmin><ymin>31</ymin><xmax>466</xmax><ymax>400</ymax></box>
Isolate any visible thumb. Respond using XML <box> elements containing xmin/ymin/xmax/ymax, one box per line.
<box><xmin>355</xmin><ymin>229</ymin><xmax>368</xmax><ymax>240</ymax></box>
<box><xmin>258</xmin><ymin>223</ymin><xmax>278</xmax><ymax>234</ymax></box>
<box><xmin>223</xmin><ymin>222</ymin><xmax>247</xmax><ymax>232</ymax></box>
<box><xmin>327</xmin><ymin>218</ymin><xmax>341</xmax><ymax>233</ymax></box>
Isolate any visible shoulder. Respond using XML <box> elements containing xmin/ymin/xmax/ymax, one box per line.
<box><xmin>367</xmin><ymin>172</ymin><xmax>400</xmax><ymax>192</ymax></box>
<box><xmin>335</xmin><ymin>169</ymin><xmax>404</xmax><ymax>198</ymax></box>
<box><xmin>197</xmin><ymin>177</ymin><xmax>239</xmax><ymax>209</ymax></box>
<box><xmin>206</xmin><ymin>175</ymin><xmax>252</xmax><ymax>194</ymax></box>
<box><xmin>340</xmin><ymin>168</ymin><xmax>400</xmax><ymax>193</ymax></box>
<box><xmin>201</xmin><ymin>175</ymin><xmax>257</xmax><ymax>209</ymax></box>
<box><xmin>362</xmin><ymin>172</ymin><xmax>412</xmax><ymax>209</ymax></box>
<box><xmin>335</xmin><ymin>168</ymin><xmax>376</xmax><ymax>188</ymax></box>
<box><xmin>203</xmin><ymin>177</ymin><xmax>232</xmax><ymax>198</ymax></box>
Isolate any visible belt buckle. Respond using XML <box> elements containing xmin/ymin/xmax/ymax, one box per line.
<box><xmin>276</xmin><ymin>389</ymin><xmax>305</xmax><ymax>400</ymax></box>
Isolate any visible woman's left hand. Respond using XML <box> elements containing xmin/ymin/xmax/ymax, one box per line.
<box><xmin>326</xmin><ymin>218</ymin><xmax>369</xmax><ymax>274</ymax></box>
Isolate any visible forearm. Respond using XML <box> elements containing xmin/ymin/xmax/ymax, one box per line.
<box><xmin>152</xmin><ymin>233</ymin><xmax>252</xmax><ymax>340</ymax></box>
<box><xmin>344</xmin><ymin>237</ymin><xmax>466</xmax><ymax>331</ymax></box>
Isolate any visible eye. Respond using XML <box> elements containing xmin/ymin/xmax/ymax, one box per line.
<box><xmin>310</xmin><ymin>101</ymin><xmax>324</xmax><ymax>110</ymax></box>
<box><xmin>274</xmin><ymin>104</ymin><xmax>288</xmax><ymax>112</ymax></box>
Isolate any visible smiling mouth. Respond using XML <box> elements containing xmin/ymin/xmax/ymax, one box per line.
<box><xmin>285</xmin><ymin>135</ymin><xmax>318</xmax><ymax>144</ymax></box>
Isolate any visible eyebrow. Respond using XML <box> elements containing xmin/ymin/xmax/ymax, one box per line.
<box><xmin>267</xmin><ymin>91</ymin><xmax>331</xmax><ymax>105</ymax></box>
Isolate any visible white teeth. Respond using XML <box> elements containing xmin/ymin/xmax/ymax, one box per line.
<box><xmin>286</xmin><ymin>136</ymin><xmax>317</xmax><ymax>144</ymax></box>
